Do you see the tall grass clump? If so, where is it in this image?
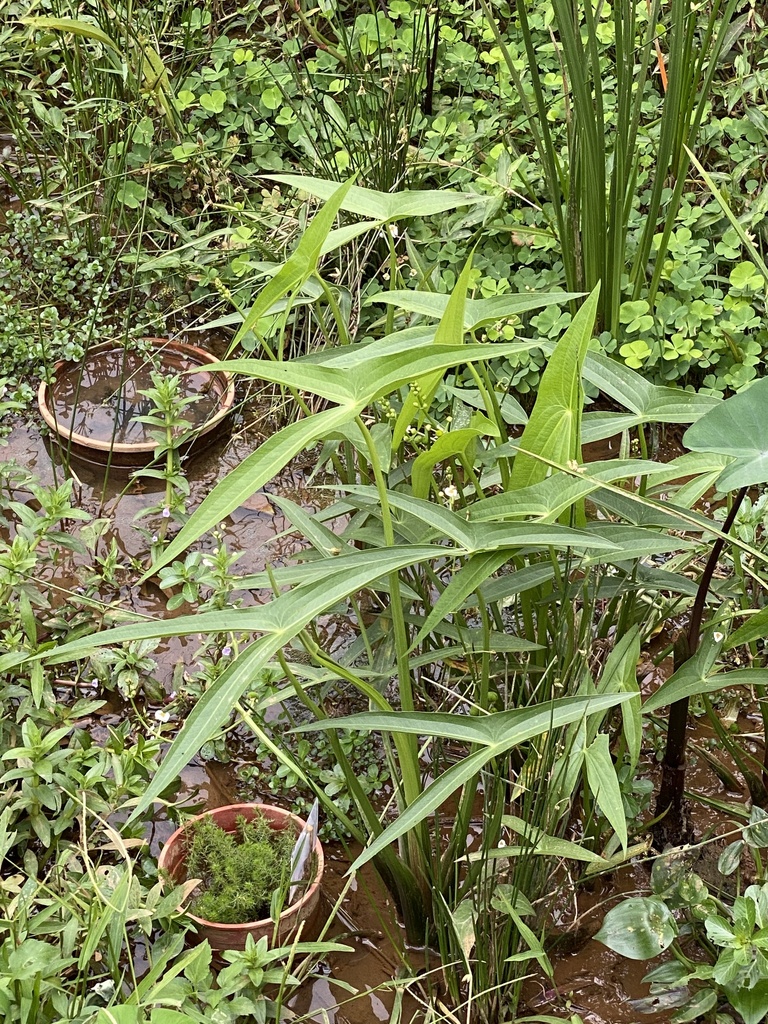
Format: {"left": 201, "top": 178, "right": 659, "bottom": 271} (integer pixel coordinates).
{"left": 481, "top": 0, "right": 739, "bottom": 335}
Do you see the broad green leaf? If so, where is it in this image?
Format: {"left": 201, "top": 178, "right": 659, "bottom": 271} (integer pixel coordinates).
{"left": 451, "top": 900, "right": 476, "bottom": 963}
{"left": 149, "top": 1012, "right": 200, "bottom": 1024}
{"left": 233, "top": 178, "right": 355, "bottom": 348}
{"left": 669, "top": 988, "right": 717, "bottom": 1023}
{"left": 725, "top": 979, "right": 768, "bottom": 1024}
{"left": 266, "top": 174, "right": 486, "bottom": 221}
{"left": 295, "top": 692, "right": 634, "bottom": 871}
{"left": 393, "top": 256, "right": 473, "bottom": 446}
{"left": 511, "top": 286, "right": 599, "bottom": 490}
{"left": 594, "top": 897, "right": 677, "bottom": 959}
{"left": 684, "top": 376, "right": 768, "bottom": 491}
{"left": 371, "top": 289, "right": 582, "bottom": 331}
{"left": 718, "top": 840, "right": 745, "bottom": 876}
{"left": 95, "top": 1009, "right": 141, "bottom": 1024}
{"left": 583, "top": 733, "right": 627, "bottom": 851}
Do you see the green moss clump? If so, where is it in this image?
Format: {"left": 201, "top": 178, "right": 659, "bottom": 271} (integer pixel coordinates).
{"left": 185, "top": 813, "right": 296, "bottom": 925}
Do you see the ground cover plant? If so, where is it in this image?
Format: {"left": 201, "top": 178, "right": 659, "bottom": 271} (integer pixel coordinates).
{"left": 4, "top": 0, "right": 768, "bottom": 1022}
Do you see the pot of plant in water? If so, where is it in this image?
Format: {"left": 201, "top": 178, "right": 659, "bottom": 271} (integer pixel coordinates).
{"left": 158, "top": 802, "right": 324, "bottom": 953}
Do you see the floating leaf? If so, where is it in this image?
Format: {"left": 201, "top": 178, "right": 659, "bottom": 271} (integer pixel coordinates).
{"left": 594, "top": 897, "right": 677, "bottom": 960}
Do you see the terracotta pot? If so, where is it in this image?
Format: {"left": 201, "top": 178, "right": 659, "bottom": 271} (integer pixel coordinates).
{"left": 37, "top": 338, "right": 235, "bottom": 471}
{"left": 158, "top": 803, "right": 324, "bottom": 953}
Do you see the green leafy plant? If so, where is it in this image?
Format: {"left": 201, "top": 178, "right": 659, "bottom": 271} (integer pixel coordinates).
{"left": 132, "top": 370, "right": 202, "bottom": 559}
{"left": 184, "top": 813, "right": 296, "bottom": 925}
{"left": 38, "top": 179, "right": 768, "bottom": 1022}
{"left": 596, "top": 836, "right": 768, "bottom": 1024}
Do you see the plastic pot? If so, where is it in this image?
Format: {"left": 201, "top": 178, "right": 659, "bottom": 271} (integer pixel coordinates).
{"left": 158, "top": 802, "right": 324, "bottom": 953}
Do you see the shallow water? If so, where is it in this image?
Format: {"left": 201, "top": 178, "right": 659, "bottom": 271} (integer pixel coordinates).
{"left": 47, "top": 346, "right": 225, "bottom": 444}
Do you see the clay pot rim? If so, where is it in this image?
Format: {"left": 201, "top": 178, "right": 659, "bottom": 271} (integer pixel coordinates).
{"left": 158, "top": 802, "right": 325, "bottom": 932}
{"left": 37, "top": 338, "right": 236, "bottom": 456}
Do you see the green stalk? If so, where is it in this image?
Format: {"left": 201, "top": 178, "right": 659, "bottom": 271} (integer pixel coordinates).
{"left": 315, "top": 273, "right": 352, "bottom": 346}
{"left": 354, "top": 416, "right": 429, "bottom": 890}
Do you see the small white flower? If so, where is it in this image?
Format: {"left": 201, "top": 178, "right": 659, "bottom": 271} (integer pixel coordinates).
{"left": 498, "top": 840, "right": 506, "bottom": 848}
{"left": 221, "top": 645, "right": 232, "bottom": 657}
{"left": 442, "top": 484, "right": 459, "bottom": 501}
{"left": 154, "top": 709, "right": 171, "bottom": 724}
{"left": 169, "top": 691, "right": 177, "bottom": 700}
{"left": 151, "top": 534, "right": 159, "bottom": 543}
{"left": 162, "top": 507, "right": 171, "bottom": 518}
{"left": 714, "top": 631, "right": 724, "bottom": 643}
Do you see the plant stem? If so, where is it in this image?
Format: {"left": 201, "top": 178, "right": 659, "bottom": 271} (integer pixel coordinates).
{"left": 654, "top": 486, "right": 748, "bottom": 841}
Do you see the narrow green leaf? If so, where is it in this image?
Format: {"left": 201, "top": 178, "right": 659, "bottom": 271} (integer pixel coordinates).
{"left": 409, "top": 551, "right": 513, "bottom": 652}
{"left": 372, "top": 289, "right": 582, "bottom": 331}
{"left": 501, "top": 815, "right": 608, "bottom": 865}
{"left": 21, "top": 16, "right": 118, "bottom": 51}
{"left": 266, "top": 174, "right": 486, "bottom": 221}
{"left": 393, "top": 256, "right": 473, "bottom": 446}
{"left": 411, "top": 428, "right": 481, "bottom": 499}
{"left": 644, "top": 667, "right": 768, "bottom": 715}
{"left": 142, "top": 403, "right": 359, "bottom": 580}
{"left": 583, "top": 733, "right": 627, "bottom": 851}
{"left": 727, "top": 608, "right": 768, "bottom": 650}
{"left": 511, "top": 286, "right": 599, "bottom": 489}
{"left": 296, "top": 693, "right": 634, "bottom": 871}
{"left": 234, "top": 178, "right": 355, "bottom": 347}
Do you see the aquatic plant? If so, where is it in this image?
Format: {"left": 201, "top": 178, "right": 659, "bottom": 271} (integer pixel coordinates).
{"left": 43, "top": 181, "right": 768, "bottom": 1021}
{"left": 183, "top": 812, "right": 296, "bottom": 925}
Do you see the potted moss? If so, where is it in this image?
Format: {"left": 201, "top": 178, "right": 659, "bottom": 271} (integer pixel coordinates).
{"left": 158, "top": 803, "right": 324, "bottom": 952}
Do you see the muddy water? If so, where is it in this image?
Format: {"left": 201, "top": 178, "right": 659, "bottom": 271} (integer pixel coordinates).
{"left": 48, "top": 346, "right": 225, "bottom": 444}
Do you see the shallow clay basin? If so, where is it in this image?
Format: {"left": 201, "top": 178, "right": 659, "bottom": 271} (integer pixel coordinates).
{"left": 38, "top": 338, "right": 235, "bottom": 471}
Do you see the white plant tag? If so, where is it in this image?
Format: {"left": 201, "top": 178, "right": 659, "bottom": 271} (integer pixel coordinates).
{"left": 288, "top": 800, "right": 319, "bottom": 904}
